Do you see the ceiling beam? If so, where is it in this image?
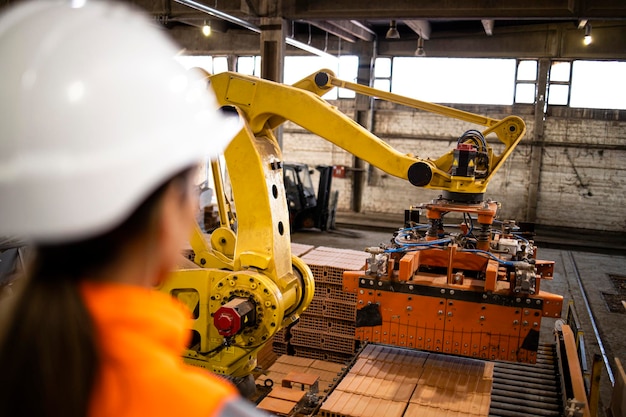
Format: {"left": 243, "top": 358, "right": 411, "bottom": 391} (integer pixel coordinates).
{"left": 303, "top": 20, "right": 357, "bottom": 43}
{"left": 403, "top": 19, "right": 431, "bottom": 40}
{"left": 281, "top": 0, "right": 626, "bottom": 19}
{"left": 481, "top": 19, "right": 494, "bottom": 36}
{"left": 173, "top": 0, "right": 336, "bottom": 58}
{"left": 166, "top": 20, "right": 626, "bottom": 61}
{"left": 377, "top": 22, "right": 626, "bottom": 60}
{"left": 326, "top": 20, "right": 375, "bottom": 41}
{"left": 296, "top": 19, "right": 375, "bottom": 44}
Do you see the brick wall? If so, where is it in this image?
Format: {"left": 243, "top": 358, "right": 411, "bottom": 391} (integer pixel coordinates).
{"left": 538, "top": 110, "right": 626, "bottom": 231}
{"left": 282, "top": 101, "right": 626, "bottom": 232}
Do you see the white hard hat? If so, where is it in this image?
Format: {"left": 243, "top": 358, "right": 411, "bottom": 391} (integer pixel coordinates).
{"left": 0, "top": 0, "right": 242, "bottom": 243}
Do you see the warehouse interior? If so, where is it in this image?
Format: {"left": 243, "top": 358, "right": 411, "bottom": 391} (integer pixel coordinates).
{"left": 0, "top": 1, "right": 625, "bottom": 417}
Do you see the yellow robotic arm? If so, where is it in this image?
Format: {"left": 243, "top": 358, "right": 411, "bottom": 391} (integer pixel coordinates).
{"left": 160, "top": 69, "right": 526, "bottom": 380}
{"left": 210, "top": 69, "right": 525, "bottom": 202}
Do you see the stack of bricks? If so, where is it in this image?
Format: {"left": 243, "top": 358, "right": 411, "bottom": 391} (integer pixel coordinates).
{"left": 290, "top": 243, "right": 316, "bottom": 258}
{"left": 269, "top": 243, "right": 315, "bottom": 360}
{"left": 256, "top": 339, "right": 278, "bottom": 371}
{"left": 319, "top": 344, "right": 493, "bottom": 417}
{"left": 255, "top": 355, "right": 345, "bottom": 399}
{"left": 405, "top": 354, "right": 493, "bottom": 417}
{"left": 271, "top": 327, "right": 289, "bottom": 356}
{"left": 280, "top": 246, "right": 369, "bottom": 364}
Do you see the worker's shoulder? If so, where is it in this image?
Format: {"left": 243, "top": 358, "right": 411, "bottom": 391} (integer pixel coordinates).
{"left": 143, "top": 367, "right": 270, "bottom": 417}
{"left": 147, "top": 361, "right": 237, "bottom": 397}
{"left": 122, "top": 365, "right": 238, "bottom": 416}
{"left": 220, "top": 397, "right": 271, "bottom": 417}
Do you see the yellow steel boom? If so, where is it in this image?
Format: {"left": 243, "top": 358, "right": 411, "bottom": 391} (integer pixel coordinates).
{"left": 159, "top": 69, "right": 526, "bottom": 378}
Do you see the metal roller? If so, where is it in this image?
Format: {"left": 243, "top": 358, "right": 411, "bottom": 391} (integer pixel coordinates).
{"left": 494, "top": 366, "right": 558, "bottom": 381}
{"left": 490, "top": 390, "right": 561, "bottom": 410}
{"left": 490, "top": 344, "right": 563, "bottom": 417}
{"left": 494, "top": 367, "right": 557, "bottom": 382}
{"left": 492, "top": 383, "right": 560, "bottom": 399}
{"left": 495, "top": 361, "right": 556, "bottom": 376}
{"left": 490, "top": 401, "right": 561, "bottom": 417}
{"left": 492, "top": 374, "right": 558, "bottom": 391}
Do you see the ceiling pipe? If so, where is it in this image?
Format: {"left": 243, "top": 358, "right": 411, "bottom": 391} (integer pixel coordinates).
{"left": 174, "top": 0, "right": 337, "bottom": 59}
{"left": 304, "top": 20, "right": 358, "bottom": 43}
{"left": 481, "top": 19, "right": 494, "bottom": 36}
{"left": 350, "top": 20, "right": 377, "bottom": 37}
{"left": 403, "top": 19, "right": 430, "bottom": 40}
{"left": 175, "top": 0, "right": 259, "bottom": 33}
{"left": 287, "top": 37, "right": 336, "bottom": 60}
{"left": 287, "top": 38, "right": 337, "bottom": 59}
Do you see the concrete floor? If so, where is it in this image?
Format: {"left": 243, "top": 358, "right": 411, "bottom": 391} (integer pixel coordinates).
{"left": 291, "top": 220, "right": 626, "bottom": 417}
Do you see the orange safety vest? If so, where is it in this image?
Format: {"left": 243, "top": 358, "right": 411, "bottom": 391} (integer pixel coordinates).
{"left": 81, "top": 282, "right": 239, "bottom": 417}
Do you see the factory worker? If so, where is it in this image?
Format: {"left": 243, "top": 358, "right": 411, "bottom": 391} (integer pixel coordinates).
{"left": 0, "top": 1, "right": 263, "bottom": 416}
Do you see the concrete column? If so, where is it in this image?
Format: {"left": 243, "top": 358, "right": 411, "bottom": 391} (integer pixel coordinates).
{"left": 525, "top": 58, "right": 550, "bottom": 223}
{"left": 226, "top": 54, "right": 237, "bottom": 72}
{"left": 351, "top": 41, "right": 376, "bottom": 213}
{"left": 259, "top": 17, "right": 285, "bottom": 83}
{"left": 259, "top": 17, "right": 286, "bottom": 147}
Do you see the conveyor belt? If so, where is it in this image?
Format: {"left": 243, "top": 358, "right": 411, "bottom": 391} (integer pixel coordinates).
{"left": 310, "top": 342, "right": 566, "bottom": 417}
{"left": 490, "top": 343, "right": 563, "bottom": 417}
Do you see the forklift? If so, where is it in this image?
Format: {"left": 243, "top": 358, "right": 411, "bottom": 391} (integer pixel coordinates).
{"left": 283, "top": 163, "right": 335, "bottom": 232}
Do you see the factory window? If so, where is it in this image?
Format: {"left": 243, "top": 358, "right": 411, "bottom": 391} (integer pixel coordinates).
{"left": 374, "top": 57, "right": 392, "bottom": 92}
{"left": 570, "top": 61, "right": 626, "bottom": 110}
{"left": 212, "top": 56, "right": 229, "bottom": 73}
{"left": 336, "top": 55, "right": 358, "bottom": 99}
{"left": 175, "top": 55, "right": 230, "bottom": 74}
{"left": 547, "top": 61, "right": 571, "bottom": 106}
{"left": 175, "top": 55, "right": 213, "bottom": 72}
{"left": 237, "top": 56, "right": 261, "bottom": 76}
{"left": 514, "top": 60, "right": 537, "bottom": 104}
{"left": 391, "top": 57, "right": 516, "bottom": 105}
{"left": 284, "top": 55, "right": 358, "bottom": 99}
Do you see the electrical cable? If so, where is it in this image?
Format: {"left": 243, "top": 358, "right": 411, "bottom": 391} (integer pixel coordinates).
{"left": 463, "top": 212, "right": 475, "bottom": 237}
{"left": 394, "top": 236, "right": 452, "bottom": 246}
{"left": 513, "top": 233, "right": 530, "bottom": 244}
{"left": 457, "top": 129, "right": 487, "bottom": 151}
{"left": 200, "top": 337, "right": 234, "bottom": 357}
{"left": 385, "top": 245, "right": 446, "bottom": 254}
{"left": 386, "top": 236, "right": 452, "bottom": 253}
{"left": 459, "top": 248, "right": 518, "bottom": 266}
{"left": 397, "top": 225, "right": 429, "bottom": 233}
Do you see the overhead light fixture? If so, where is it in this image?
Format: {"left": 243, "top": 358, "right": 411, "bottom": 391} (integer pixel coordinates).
{"left": 177, "top": 0, "right": 335, "bottom": 59}
{"left": 386, "top": 20, "right": 400, "bottom": 39}
{"left": 415, "top": 36, "right": 425, "bottom": 57}
{"left": 583, "top": 23, "right": 592, "bottom": 46}
{"left": 202, "top": 20, "right": 211, "bottom": 37}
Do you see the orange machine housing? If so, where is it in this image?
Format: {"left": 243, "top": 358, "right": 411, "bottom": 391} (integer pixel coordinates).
{"left": 343, "top": 202, "right": 563, "bottom": 364}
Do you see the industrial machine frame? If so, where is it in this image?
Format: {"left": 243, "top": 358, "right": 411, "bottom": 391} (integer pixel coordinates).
{"left": 158, "top": 69, "right": 573, "bottom": 410}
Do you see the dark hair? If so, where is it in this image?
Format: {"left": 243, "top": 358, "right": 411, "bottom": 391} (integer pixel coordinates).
{"left": 0, "top": 168, "right": 194, "bottom": 417}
